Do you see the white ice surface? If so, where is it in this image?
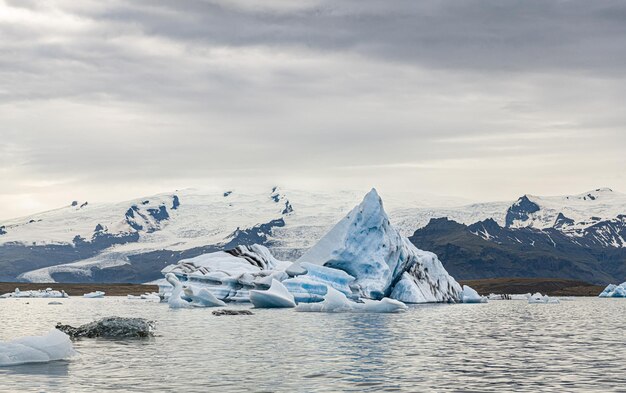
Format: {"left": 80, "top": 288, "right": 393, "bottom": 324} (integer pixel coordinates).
{"left": 249, "top": 279, "right": 296, "bottom": 308}
{"left": 161, "top": 245, "right": 291, "bottom": 302}
{"left": 0, "top": 330, "right": 77, "bottom": 367}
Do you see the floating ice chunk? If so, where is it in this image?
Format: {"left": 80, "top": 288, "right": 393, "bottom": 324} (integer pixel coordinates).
{"left": 83, "top": 291, "right": 105, "bottom": 298}
{"left": 167, "top": 273, "right": 226, "bottom": 308}
{"left": 1, "top": 288, "right": 68, "bottom": 298}
{"left": 296, "top": 287, "right": 407, "bottom": 313}
{"left": 183, "top": 286, "right": 226, "bottom": 307}
{"left": 360, "top": 297, "right": 409, "bottom": 313}
{"left": 249, "top": 279, "right": 296, "bottom": 308}
{"left": 295, "top": 287, "right": 354, "bottom": 313}
{"left": 0, "top": 330, "right": 76, "bottom": 366}
{"left": 282, "top": 263, "right": 357, "bottom": 303}
{"left": 599, "top": 282, "right": 626, "bottom": 297}
{"left": 528, "top": 292, "right": 560, "bottom": 304}
{"left": 461, "top": 285, "right": 487, "bottom": 303}
{"left": 140, "top": 293, "right": 161, "bottom": 302}
{"left": 166, "top": 273, "right": 193, "bottom": 309}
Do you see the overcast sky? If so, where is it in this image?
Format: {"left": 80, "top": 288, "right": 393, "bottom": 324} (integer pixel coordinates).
{"left": 1, "top": 0, "right": 625, "bottom": 219}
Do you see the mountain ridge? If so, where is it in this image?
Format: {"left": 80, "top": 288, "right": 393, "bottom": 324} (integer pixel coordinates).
{"left": 0, "top": 186, "right": 624, "bottom": 284}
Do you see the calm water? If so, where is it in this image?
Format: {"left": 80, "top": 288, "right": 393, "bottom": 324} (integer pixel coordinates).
{"left": 1, "top": 297, "right": 624, "bottom": 392}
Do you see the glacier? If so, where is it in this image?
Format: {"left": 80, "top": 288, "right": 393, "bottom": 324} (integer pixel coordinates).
{"left": 290, "top": 189, "right": 461, "bottom": 303}
{"left": 249, "top": 279, "right": 296, "bottom": 308}
{"left": 599, "top": 282, "right": 626, "bottom": 297}
{"left": 0, "top": 330, "right": 76, "bottom": 367}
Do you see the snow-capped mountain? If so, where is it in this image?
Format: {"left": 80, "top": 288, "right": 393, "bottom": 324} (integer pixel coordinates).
{"left": 1, "top": 186, "right": 624, "bottom": 284}
{"left": 502, "top": 188, "right": 626, "bottom": 248}
{"left": 0, "top": 187, "right": 468, "bottom": 283}
{"left": 410, "top": 188, "right": 626, "bottom": 284}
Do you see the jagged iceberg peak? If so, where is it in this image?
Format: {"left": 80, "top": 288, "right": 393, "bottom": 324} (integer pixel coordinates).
{"left": 296, "top": 188, "right": 461, "bottom": 302}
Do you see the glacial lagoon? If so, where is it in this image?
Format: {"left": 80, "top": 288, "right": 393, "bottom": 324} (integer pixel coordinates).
{"left": 1, "top": 297, "right": 625, "bottom": 392}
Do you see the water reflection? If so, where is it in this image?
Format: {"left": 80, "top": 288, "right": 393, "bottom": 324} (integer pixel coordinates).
{"left": 2, "top": 360, "right": 70, "bottom": 377}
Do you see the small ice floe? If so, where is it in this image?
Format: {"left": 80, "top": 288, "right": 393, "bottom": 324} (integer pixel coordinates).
{"left": 56, "top": 317, "right": 155, "bottom": 338}
{"left": 0, "top": 330, "right": 76, "bottom": 367}
{"left": 83, "top": 291, "right": 105, "bottom": 298}
{"left": 528, "top": 292, "right": 560, "bottom": 304}
{"left": 599, "top": 282, "right": 626, "bottom": 298}
{"left": 296, "top": 287, "right": 408, "bottom": 313}
{"left": 249, "top": 279, "right": 296, "bottom": 308}
{"left": 140, "top": 292, "right": 161, "bottom": 301}
{"left": 127, "top": 292, "right": 164, "bottom": 301}
{"left": 0, "top": 288, "right": 68, "bottom": 299}
{"left": 489, "top": 293, "right": 532, "bottom": 300}
{"left": 212, "top": 309, "right": 254, "bottom": 316}
{"left": 165, "top": 273, "right": 225, "bottom": 308}
{"left": 461, "top": 285, "right": 487, "bottom": 303}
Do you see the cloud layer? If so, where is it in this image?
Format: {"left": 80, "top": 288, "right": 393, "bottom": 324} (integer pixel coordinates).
{"left": 1, "top": 0, "right": 625, "bottom": 218}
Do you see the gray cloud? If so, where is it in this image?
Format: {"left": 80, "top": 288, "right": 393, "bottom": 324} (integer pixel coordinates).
{"left": 0, "top": 0, "right": 625, "bottom": 219}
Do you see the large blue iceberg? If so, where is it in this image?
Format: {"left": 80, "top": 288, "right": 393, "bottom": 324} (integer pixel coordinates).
{"left": 289, "top": 189, "right": 461, "bottom": 303}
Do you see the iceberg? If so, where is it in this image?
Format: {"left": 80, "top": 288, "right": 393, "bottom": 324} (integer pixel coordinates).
{"left": 83, "top": 291, "right": 105, "bottom": 298}
{"left": 296, "top": 287, "right": 408, "bottom": 313}
{"left": 249, "top": 279, "right": 296, "bottom": 308}
{"left": 290, "top": 189, "right": 461, "bottom": 303}
{"left": 528, "top": 292, "right": 560, "bottom": 304}
{"left": 0, "top": 330, "right": 76, "bottom": 367}
{"left": 460, "top": 285, "right": 487, "bottom": 303}
{"left": 599, "top": 282, "right": 626, "bottom": 297}
{"left": 161, "top": 244, "right": 292, "bottom": 302}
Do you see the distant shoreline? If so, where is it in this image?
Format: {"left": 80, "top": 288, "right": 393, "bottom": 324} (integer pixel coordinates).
{"left": 1, "top": 277, "right": 605, "bottom": 298}
{"left": 0, "top": 282, "right": 159, "bottom": 297}
{"left": 460, "top": 278, "right": 604, "bottom": 297}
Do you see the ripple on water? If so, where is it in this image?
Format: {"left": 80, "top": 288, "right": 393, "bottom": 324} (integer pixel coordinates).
{"left": 0, "top": 297, "right": 625, "bottom": 392}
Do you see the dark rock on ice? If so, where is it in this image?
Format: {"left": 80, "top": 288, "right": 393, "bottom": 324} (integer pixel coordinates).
{"left": 56, "top": 317, "right": 155, "bottom": 338}
{"left": 212, "top": 309, "right": 254, "bottom": 316}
